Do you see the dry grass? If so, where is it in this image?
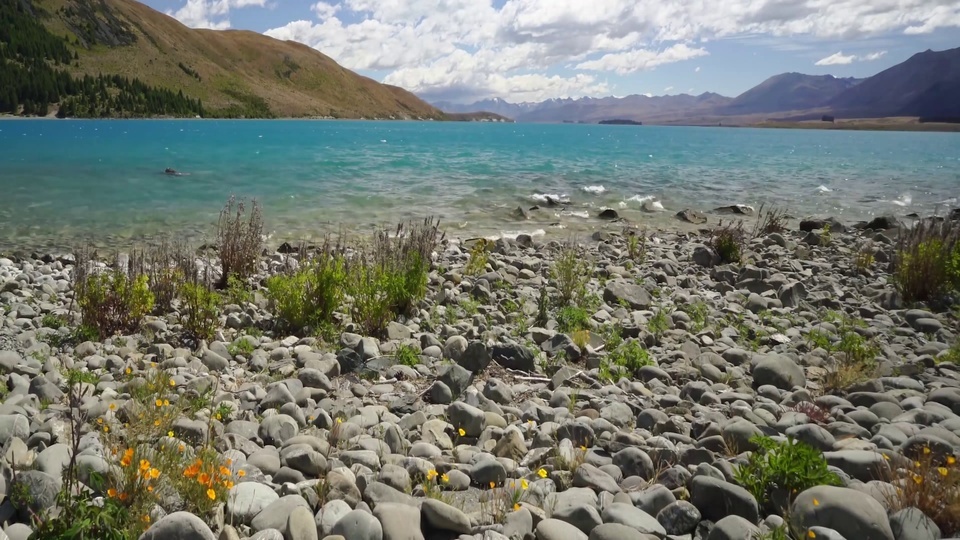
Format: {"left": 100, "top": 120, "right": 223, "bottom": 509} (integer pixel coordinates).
{"left": 894, "top": 219, "right": 960, "bottom": 306}
{"left": 884, "top": 447, "right": 960, "bottom": 536}
{"left": 216, "top": 196, "right": 263, "bottom": 288}
{"left": 751, "top": 205, "right": 789, "bottom": 237}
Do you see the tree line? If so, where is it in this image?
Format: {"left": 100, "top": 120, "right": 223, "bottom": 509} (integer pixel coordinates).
{"left": 0, "top": 1, "right": 203, "bottom": 118}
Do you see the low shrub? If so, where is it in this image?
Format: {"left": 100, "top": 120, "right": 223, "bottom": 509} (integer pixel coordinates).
{"left": 751, "top": 205, "right": 788, "bottom": 236}
{"left": 74, "top": 259, "right": 154, "bottom": 339}
{"left": 395, "top": 344, "right": 421, "bottom": 367}
{"left": 464, "top": 239, "right": 491, "bottom": 276}
{"left": 710, "top": 220, "right": 747, "bottom": 264}
{"left": 225, "top": 275, "right": 254, "bottom": 306}
{"left": 556, "top": 306, "right": 590, "bottom": 334}
{"left": 607, "top": 339, "right": 654, "bottom": 374}
{"left": 552, "top": 242, "right": 592, "bottom": 307}
{"left": 216, "top": 196, "right": 263, "bottom": 288}
{"left": 810, "top": 314, "right": 880, "bottom": 392}
{"left": 894, "top": 219, "right": 960, "bottom": 305}
{"left": 734, "top": 435, "right": 841, "bottom": 513}
{"left": 884, "top": 445, "right": 960, "bottom": 535}
{"left": 40, "top": 314, "right": 67, "bottom": 329}
{"left": 625, "top": 229, "right": 647, "bottom": 263}
{"left": 680, "top": 301, "right": 709, "bottom": 332}
{"left": 266, "top": 245, "right": 347, "bottom": 333}
{"left": 179, "top": 282, "right": 221, "bottom": 341}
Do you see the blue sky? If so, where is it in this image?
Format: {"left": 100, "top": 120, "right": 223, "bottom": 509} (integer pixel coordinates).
{"left": 143, "top": 0, "right": 960, "bottom": 104}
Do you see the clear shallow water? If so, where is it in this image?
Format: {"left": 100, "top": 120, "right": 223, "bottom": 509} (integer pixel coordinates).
{"left": 0, "top": 119, "right": 958, "bottom": 252}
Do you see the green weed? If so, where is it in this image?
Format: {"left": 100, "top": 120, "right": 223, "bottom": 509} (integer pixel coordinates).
{"left": 179, "top": 283, "right": 221, "bottom": 342}
{"left": 734, "top": 435, "right": 841, "bottom": 513}
{"left": 395, "top": 344, "right": 421, "bottom": 367}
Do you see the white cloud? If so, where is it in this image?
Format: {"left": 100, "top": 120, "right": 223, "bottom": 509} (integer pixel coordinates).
{"left": 815, "top": 49, "right": 888, "bottom": 65}
{"left": 695, "top": 66, "right": 701, "bottom": 72}
{"left": 167, "top": 0, "right": 267, "bottom": 29}
{"left": 664, "top": 86, "right": 674, "bottom": 92}
{"left": 162, "top": 0, "right": 960, "bottom": 101}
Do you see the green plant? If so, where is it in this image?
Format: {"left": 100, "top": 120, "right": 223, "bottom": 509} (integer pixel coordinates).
{"left": 626, "top": 230, "right": 647, "bottom": 263}
{"left": 535, "top": 286, "right": 549, "bottom": 327}
{"left": 216, "top": 196, "right": 264, "bottom": 288}
{"left": 941, "top": 341, "right": 960, "bottom": 364}
{"left": 225, "top": 275, "right": 254, "bottom": 306}
{"left": 75, "top": 265, "right": 154, "bottom": 339}
{"left": 734, "top": 435, "right": 841, "bottom": 513}
{"left": 607, "top": 339, "right": 654, "bottom": 374}
{"left": 266, "top": 246, "right": 347, "bottom": 333}
{"left": 894, "top": 219, "right": 960, "bottom": 305}
{"left": 710, "top": 220, "right": 746, "bottom": 264}
{"left": 395, "top": 344, "right": 421, "bottom": 367}
{"left": 810, "top": 313, "right": 880, "bottom": 392}
{"left": 460, "top": 298, "right": 481, "bottom": 317}
{"left": 179, "top": 283, "right": 221, "bottom": 341}
{"left": 464, "top": 239, "right": 491, "bottom": 276}
{"left": 854, "top": 247, "right": 875, "bottom": 274}
{"left": 41, "top": 313, "right": 67, "bottom": 329}
{"left": 681, "top": 301, "right": 709, "bottom": 333}
{"left": 228, "top": 338, "right": 256, "bottom": 357}
{"left": 883, "top": 444, "right": 960, "bottom": 535}
{"left": 556, "top": 306, "right": 590, "bottom": 334}
{"left": 753, "top": 525, "right": 792, "bottom": 540}
{"left": 552, "top": 242, "right": 592, "bottom": 307}
{"left": 648, "top": 305, "right": 670, "bottom": 336}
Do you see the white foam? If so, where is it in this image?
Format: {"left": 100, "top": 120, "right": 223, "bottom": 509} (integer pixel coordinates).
{"left": 627, "top": 194, "right": 656, "bottom": 204}
{"left": 816, "top": 185, "right": 832, "bottom": 193}
{"left": 618, "top": 201, "right": 628, "bottom": 209}
{"left": 531, "top": 193, "right": 569, "bottom": 204}
{"left": 581, "top": 185, "right": 606, "bottom": 194}
{"left": 563, "top": 210, "right": 590, "bottom": 219}
{"left": 487, "top": 229, "right": 547, "bottom": 241}
{"left": 884, "top": 194, "right": 912, "bottom": 207}
{"left": 643, "top": 200, "right": 665, "bottom": 212}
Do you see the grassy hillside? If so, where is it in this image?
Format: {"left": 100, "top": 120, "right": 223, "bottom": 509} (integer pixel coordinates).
{"left": 26, "top": 0, "right": 444, "bottom": 119}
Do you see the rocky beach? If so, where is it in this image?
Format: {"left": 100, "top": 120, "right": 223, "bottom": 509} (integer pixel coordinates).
{"left": 0, "top": 208, "right": 959, "bottom": 540}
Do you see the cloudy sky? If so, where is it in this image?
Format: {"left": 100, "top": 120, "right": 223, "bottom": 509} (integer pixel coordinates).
{"left": 143, "top": 0, "right": 959, "bottom": 104}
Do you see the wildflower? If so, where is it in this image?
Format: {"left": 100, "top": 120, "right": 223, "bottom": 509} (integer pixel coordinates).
{"left": 237, "top": 470, "right": 246, "bottom": 478}
{"left": 812, "top": 498, "right": 820, "bottom": 507}
{"left": 163, "top": 399, "right": 169, "bottom": 406}
{"left": 441, "top": 474, "right": 449, "bottom": 483}
{"left": 226, "top": 459, "right": 233, "bottom": 466}
{"left": 126, "top": 367, "right": 132, "bottom": 375}
{"left": 924, "top": 446, "right": 931, "bottom": 455}
{"left": 580, "top": 445, "right": 586, "bottom": 452}
{"left": 882, "top": 454, "right": 889, "bottom": 461}
{"left": 537, "top": 468, "right": 547, "bottom": 479}
{"left": 913, "top": 474, "right": 923, "bottom": 484}
{"left": 938, "top": 467, "right": 949, "bottom": 477}
{"left": 121, "top": 448, "right": 134, "bottom": 467}
{"left": 219, "top": 466, "right": 231, "bottom": 477}
{"left": 142, "top": 515, "right": 150, "bottom": 524}
{"left": 103, "top": 426, "right": 109, "bottom": 433}
{"left": 949, "top": 456, "right": 957, "bottom": 466}
{"left": 178, "top": 444, "right": 186, "bottom": 452}
{"left": 513, "top": 503, "right": 520, "bottom": 511}
{"left": 119, "top": 492, "right": 129, "bottom": 502}
{"left": 216, "top": 413, "right": 222, "bottom": 421}
{"left": 147, "top": 485, "right": 154, "bottom": 492}
{"left": 223, "top": 480, "right": 234, "bottom": 490}
{"left": 458, "top": 428, "right": 466, "bottom": 437}
{"left": 154, "top": 420, "right": 160, "bottom": 427}
{"left": 155, "top": 399, "right": 163, "bottom": 407}
{"left": 140, "top": 459, "right": 151, "bottom": 471}
{"left": 97, "top": 417, "right": 103, "bottom": 424}
{"left": 427, "top": 470, "right": 438, "bottom": 481}
{"left": 109, "top": 403, "right": 116, "bottom": 411}
{"left": 915, "top": 461, "right": 922, "bottom": 468}
{"left": 808, "top": 531, "right": 816, "bottom": 539}
{"left": 489, "top": 481, "right": 496, "bottom": 489}
{"left": 520, "top": 479, "right": 529, "bottom": 490}
{"left": 184, "top": 464, "right": 200, "bottom": 478}
{"left": 107, "top": 488, "right": 117, "bottom": 498}
{"left": 149, "top": 468, "right": 160, "bottom": 479}
{"left": 168, "top": 431, "right": 174, "bottom": 438}
{"left": 336, "top": 417, "right": 343, "bottom": 424}
{"left": 198, "top": 472, "right": 211, "bottom": 486}
{"left": 169, "top": 378, "right": 176, "bottom": 387}
{"left": 206, "top": 488, "right": 216, "bottom": 500}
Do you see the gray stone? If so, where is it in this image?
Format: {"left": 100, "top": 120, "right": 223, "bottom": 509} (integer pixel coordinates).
{"left": 752, "top": 354, "right": 805, "bottom": 390}
{"left": 421, "top": 498, "right": 471, "bottom": 534}
{"left": 428, "top": 381, "right": 453, "bottom": 404}
{"left": 491, "top": 343, "right": 536, "bottom": 372}
{"left": 492, "top": 429, "right": 528, "bottom": 461}
{"left": 228, "top": 482, "right": 280, "bottom": 525}
{"left": 690, "top": 475, "right": 759, "bottom": 524}
{"left": 778, "top": 281, "right": 808, "bottom": 308}
{"left": 707, "top": 515, "right": 760, "bottom": 540}
{"left": 437, "top": 364, "right": 472, "bottom": 399}
{"left": 286, "top": 506, "right": 319, "bottom": 540}
{"left": 692, "top": 246, "right": 720, "bottom": 268}
{"left": 374, "top": 502, "right": 424, "bottom": 540}
{"left": 573, "top": 463, "right": 621, "bottom": 494}
{"left": 0, "top": 415, "right": 29, "bottom": 448}
{"left": 790, "top": 486, "right": 894, "bottom": 540}
{"left": 536, "top": 519, "right": 589, "bottom": 540}
{"left": 141, "top": 512, "right": 217, "bottom": 540}
{"left": 444, "top": 336, "right": 469, "bottom": 361}
{"left": 483, "top": 378, "right": 515, "bottom": 404}
{"left": 11, "top": 470, "right": 60, "bottom": 519}
{"left": 259, "top": 415, "right": 300, "bottom": 446}
{"left": 888, "top": 507, "right": 940, "bottom": 540}
{"left": 457, "top": 341, "right": 492, "bottom": 373}
{"left": 330, "top": 509, "right": 384, "bottom": 540}
{"left": 447, "top": 401, "right": 485, "bottom": 437}
{"left": 201, "top": 349, "right": 230, "bottom": 371}
{"left": 603, "top": 280, "right": 651, "bottom": 310}
{"left": 588, "top": 523, "right": 648, "bottom": 540}
{"left": 470, "top": 459, "right": 507, "bottom": 487}
{"left": 252, "top": 495, "right": 312, "bottom": 534}
{"left": 600, "top": 503, "right": 664, "bottom": 535}
{"left": 656, "top": 500, "right": 701, "bottom": 535}
{"left": 612, "top": 447, "right": 654, "bottom": 479}
{"left": 317, "top": 499, "right": 353, "bottom": 537}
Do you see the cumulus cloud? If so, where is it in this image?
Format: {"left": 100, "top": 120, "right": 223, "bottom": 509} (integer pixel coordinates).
{"left": 815, "top": 50, "right": 888, "bottom": 65}
{"left": 167, "top": 0, "right": 267, "bottom": 29}
{"left": 161, "top": 0, "right": 960, "bottom": 101}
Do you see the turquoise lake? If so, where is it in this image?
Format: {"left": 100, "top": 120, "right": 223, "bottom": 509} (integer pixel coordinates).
{"left": 0, "top": 120, "right": 957, "bottom": 252}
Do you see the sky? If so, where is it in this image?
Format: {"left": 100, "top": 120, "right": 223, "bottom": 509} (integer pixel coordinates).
{"left": 142, "top": 0, "right": 960, "bottom": 104}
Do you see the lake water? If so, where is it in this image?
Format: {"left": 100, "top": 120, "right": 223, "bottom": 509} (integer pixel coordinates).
{"left": 0, "top": 119, "right": 957, "bottom": 252}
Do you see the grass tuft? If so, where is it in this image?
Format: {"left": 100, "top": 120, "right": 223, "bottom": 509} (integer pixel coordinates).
{"left": 216, "top": 196, "right": 263, "bottom": 288}
{"left": 709, "top": 220, "right": 747, "bottom": 264}
{"left": 894, "top": 219, "right": 960, "bottom": 306}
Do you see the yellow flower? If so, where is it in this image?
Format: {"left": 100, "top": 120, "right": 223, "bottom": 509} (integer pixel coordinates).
{"left": 924, "top": 446, "right": 931, "bottom": 455}
{"left": 913, "top": 474, "right": 923, "bottom": 485}
{"left": 97, "top": 417, "right": 103, "bottom": 424}
{"left": 103, "top": 426, "right": 109, "bottom": 433}
{"left": 147, "top": 485, "right": 154, "bottom": 492}
{"left": 812, "top": 498, "right": 820, "bottom": 507}
{"left": 537, "top": 468, "right": 547, "bottom": 479}
{"left": 520, "top": 479, "right": 529, "bottom": 490}
{"left": 220, "top": 466, "right": 231, "bottom": 477}
{"left": 107, "top": 488, "right": 117, "bottom": 498}
{"left": 949, "top": 456, "right": 957, "bottom": 466}
{"left": 580, "top": 445, "right": 586, "bottom": 451}
{"left": 427, "top": 470, "right": 438, "bottom": 481}
{"left": 336, "top": 417, "right": 343, "bottom": 424}
{"left": 139, "top": 459, "right": 151, "bottom": 472}
{"left": 207, "top": 488, "right": 216, "bottom": 500}
{"left": 458, "top": 428, "right": 466, "bottom": 437}
{"left": 169, "top": 378, "right": 176, "bottom": 387}
{"left": 178, "top": 444, "right": 186, "bottom": 452}
{"left": 237, "top": 470, "right": 246, "bottom": 478}
{"left": 109, "top": 403, "right": 116, "bottom": 411}
{"left": 168, "top": 431, "right": 174, "bottom": 438}
{"left": 149, "top": 468, "right": 160, "bottom": 479}
{"left": 142, "top": 514, "right": 150, "bottom": 524}
{"left": 154, "top": 420, "right": 160, "bottom": 427}
{"left": 513, "top": 503, "right": 520, "bottom": 511}
{"left": 224, "top": 480, "right": 235, "bottom": 490}
{"left": 163, "top": 399, "right": 170, "bottom": 407}
{"left": 489, "top": 481, "right": 496, "bottom": 489}
{"left": 155, "top": 399, "right": 163, "bottom": 407}
{"left": 808, "top": 531, "right": 816, "bottom": 539}
{"left": 441, "top": 474, "right": 449, "bottom": 483}
{"left": 938, "top": 467, "right": 949, "bottom": 477}
{"left": 125, "top": 367, "right": 132, "bottom": 375}
{"left": 915, "top": 461, "right": 922, "bottom": 468}
{"left": 198, "top": 472, "right": 211, "bottom": 486}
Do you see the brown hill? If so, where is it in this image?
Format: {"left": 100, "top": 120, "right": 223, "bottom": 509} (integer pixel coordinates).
{"left": 35, "top": 0, "right": 444, "bottom": 119}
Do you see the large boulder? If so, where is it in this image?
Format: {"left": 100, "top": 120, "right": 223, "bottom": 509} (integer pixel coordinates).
{"left": 603, "top": 281, "right": 651, "bottom": 310}
{"left": 790, "top": 486, "right": 894, "bottom": 540}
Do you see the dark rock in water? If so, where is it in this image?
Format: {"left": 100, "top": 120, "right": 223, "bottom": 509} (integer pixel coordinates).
{"left": 277, "top": 242, "right": 297, "bottom": 254}
{"left": 514, "top": 206, "right": 530, "bottom": 220}
{"left": 799, "top": 217, "right": 846, "bottom": 233}
{"left": 544, "top": 196, "right": 562, "bottom": 207}
{"left": 676, "top": 209, "right": 707, "bottom": 224}
{"left": 599, "top": 209, "right": 619, "bottom": 220}
{"left": 950, "top": 208, "right": 960, "bottom": 220}
{"left": 714, "top": 205, "right": 754, "bottom": 215}
{"left": 863, "top": 215, "right": 903, "bottom": 230}
{"left": 515, "top": 234, "right": 534, "bottom": 247}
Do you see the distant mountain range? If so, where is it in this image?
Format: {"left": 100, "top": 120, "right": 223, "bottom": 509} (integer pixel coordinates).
{"left": 433, "top": 47, "right": 960, "bottom": 124}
